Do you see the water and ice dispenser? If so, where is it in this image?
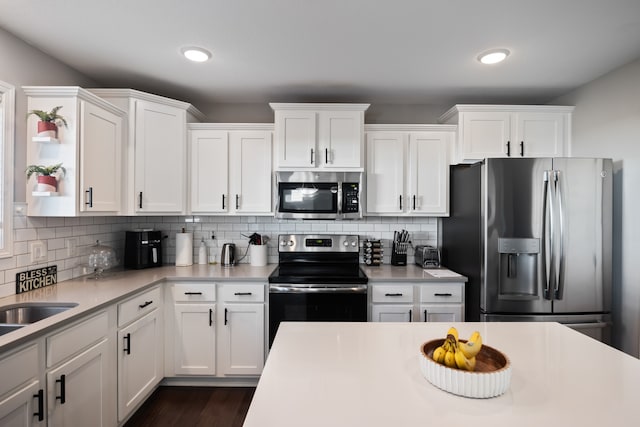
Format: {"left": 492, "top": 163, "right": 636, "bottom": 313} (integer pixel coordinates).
{"left": 497, "top": 238, "right": 541, "bottom": 299}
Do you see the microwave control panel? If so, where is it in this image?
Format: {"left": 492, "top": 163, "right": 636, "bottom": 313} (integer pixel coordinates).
{"left": 342, "top": 183, "right": 360, "bottom": 213}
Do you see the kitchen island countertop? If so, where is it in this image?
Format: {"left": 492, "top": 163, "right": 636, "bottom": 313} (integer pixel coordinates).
{"left": 244, "top": 321, "right": 640, "bottom": 427}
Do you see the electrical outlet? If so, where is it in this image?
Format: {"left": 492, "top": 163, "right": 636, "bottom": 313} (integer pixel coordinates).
{"left": 30, "top": 240, "right": 47, "bottom": 263}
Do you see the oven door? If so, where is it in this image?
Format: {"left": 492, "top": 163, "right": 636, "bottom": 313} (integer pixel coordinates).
{"left": 276, "top": 182, "right": 339, "bottom": 219}
{"left": 268, "top": 285, "right": 367, "bottom": 347}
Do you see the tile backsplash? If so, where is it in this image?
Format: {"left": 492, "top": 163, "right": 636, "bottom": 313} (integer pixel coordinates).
{"left": 0, "top": 204, "right": 437, "bottom": 298}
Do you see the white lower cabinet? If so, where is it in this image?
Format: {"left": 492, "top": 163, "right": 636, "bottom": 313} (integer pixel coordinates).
{"left": 218, "top": 284, "right": 265, "bottom": 376}
{"left": 117, "top": 286, "right": 163, "bottom": 423}
{"left": 0, "top": 343, "right": 43, "bottom": 426}
{"left": 370, "top": 282, "right": 465, "bottom": 322}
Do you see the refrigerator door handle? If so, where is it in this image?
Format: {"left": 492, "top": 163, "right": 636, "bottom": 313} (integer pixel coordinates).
{"left": 561, "top": 321, "right": 609, "bottom": 330}
{"left": 555, "top": 170, "right": 565, "bottom": 300}
{"left": 542, "top": 170, "right": 552, "bottom": 300}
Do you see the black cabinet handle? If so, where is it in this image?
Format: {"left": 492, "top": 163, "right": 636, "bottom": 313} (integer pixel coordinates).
{"left": 138, "top": 191, "right": 143, "bottom": 209}
{"left": 520, "top": 141, "right": 524, "bottom": 156}
{"left": 506, "top": 141, "right": 511, "bottom": 157}
{"left": 385, "top": 293, "right": 403, "bottom": 297}
{"left": 412, "top": 195, "right": 416, "bottom": 210}
{"left": 138, "top": 300, "right": 153, "bottom": 309}
{"left": 56, "top": 375, "right": 66, "bottom": 404}
{"left": 234, "top": 292, "right": 252, "bottom": 296}
{"left": 310, "top": 148, "right": 314, "bottom": 164}
{"left": 209, "top": 308, "right": 213, "bottom": 326}
{"left": 222, "top": 194, "right": 226, "bottom": 210}
{"left": 85, "top": 187, "right": 93, "bottom": 207}
{"left": 423, "top": 309, "right": 428, "bottom": 322}
{"left": 235, "top": 194, "right": 239, "bottom": 210}
{"left": 408, "top": 309, "right": 412, "bottom": 322}
{"left": 434, "top": 293, "right": 453, "bottom": 297}
{"left": 184, "top": 292, "right": 203, "bottom": 295}
{"left": 123, "top": 333, "right": 131, "bottom": 355}
{"left": 399, "top": 195, "right": 403, "bottom": 210}
{"left": 33, "top": 389, "right": 44, "bottom": 421}
{"left": 224, "top": 308, "right": 228, "bottom": 325}
{"left": 325, "top": 148, "right": 329, "bottom": 164}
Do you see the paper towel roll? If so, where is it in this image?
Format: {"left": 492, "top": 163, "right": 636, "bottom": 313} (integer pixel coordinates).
{"left": 175, "top": 232, "right": 193, "bottom": 266}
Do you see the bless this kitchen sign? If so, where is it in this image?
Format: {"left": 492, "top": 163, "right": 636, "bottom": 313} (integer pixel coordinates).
{"left": 16, "top": 266, "right": 57, "bottom": 294}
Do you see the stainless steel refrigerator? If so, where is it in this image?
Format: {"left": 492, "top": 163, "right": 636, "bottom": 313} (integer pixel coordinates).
{"left": 441, "top": 158, "right": 612, "bottom": 343}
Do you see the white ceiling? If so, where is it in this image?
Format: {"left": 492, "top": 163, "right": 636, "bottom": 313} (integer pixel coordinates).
{"left": 1, "top": 0, "right": 639, "bottom": 108}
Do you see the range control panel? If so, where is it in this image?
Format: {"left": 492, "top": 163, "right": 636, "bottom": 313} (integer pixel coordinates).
{"left": 278, "top": 234, "right": 359, "bottom": 253}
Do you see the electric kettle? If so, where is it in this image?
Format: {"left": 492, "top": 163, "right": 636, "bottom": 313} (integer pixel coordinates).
{"left": 220, "top": 243, "right": 236, "bottom": 267}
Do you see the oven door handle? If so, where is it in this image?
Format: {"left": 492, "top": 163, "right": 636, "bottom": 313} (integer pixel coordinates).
{"left": 269, "top": 285, "right": 368, "bottom": 293}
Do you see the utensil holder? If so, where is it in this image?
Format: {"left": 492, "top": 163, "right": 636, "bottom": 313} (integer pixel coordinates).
{"left": 391, "top": 241, "right": 408, "bottom": 266}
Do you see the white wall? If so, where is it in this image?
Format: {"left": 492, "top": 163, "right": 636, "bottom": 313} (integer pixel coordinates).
{"left": 553, "top": 57, "right": 640, "bottom": 357}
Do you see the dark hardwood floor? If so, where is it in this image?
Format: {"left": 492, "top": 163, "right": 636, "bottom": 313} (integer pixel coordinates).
{"left": 124, "top": 386, "right": 255, "bottom": 427}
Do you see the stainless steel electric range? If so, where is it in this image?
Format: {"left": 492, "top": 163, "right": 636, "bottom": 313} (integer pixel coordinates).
{"left": 268, "top": 234, "right": 369, "bottom": 347}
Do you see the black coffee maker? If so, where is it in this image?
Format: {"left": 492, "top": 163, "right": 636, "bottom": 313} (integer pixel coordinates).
{"left": 124, "top": 230, "right": 163, "bottom": 269}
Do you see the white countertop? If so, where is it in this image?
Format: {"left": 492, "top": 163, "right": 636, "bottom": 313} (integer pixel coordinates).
{"left": 363, "top": 264, "right": 467, "bottom": 282}
{"left": 244, "top": 322, "right": 640, "bottom": 427}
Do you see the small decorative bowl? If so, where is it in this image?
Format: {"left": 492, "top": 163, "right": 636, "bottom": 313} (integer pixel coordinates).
{"left": 419, "top": 339, "right": 511, "bottom": 398}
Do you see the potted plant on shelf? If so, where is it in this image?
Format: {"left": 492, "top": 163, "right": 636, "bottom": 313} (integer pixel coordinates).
{"left": 27, "top": 106, "right": 68, "bottom": 138}
{"left": 26, "top": 163, "right": 66, "bottom": 192}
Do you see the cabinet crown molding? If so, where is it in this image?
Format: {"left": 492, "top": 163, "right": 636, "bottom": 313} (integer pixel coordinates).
{"left": 269, "top": 103, "right": 370, "bottom": 111}
{"left": 438, "top": 104, "right": 575, "bottom": 123}
{"left": 364, "top": 124, "right": 457, "bottom": 132}
{"left": 22, "top": 86, "right": 126, "bottom": 117}
{"left": 188, "top": 123, "right": 274, "bottom": 131}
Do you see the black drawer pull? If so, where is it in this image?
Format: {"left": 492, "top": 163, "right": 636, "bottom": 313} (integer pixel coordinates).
{"left": 424, "top": 309, "right": 428, "bottom": 322}
{"left": 222, "top": 194, "right": 226, "bottom": 209}
{"left": 520, "top": 141, "right": 524, "bottom": 157}
{"left": 506, "top": 141, "right": 511, "bottom": 157}
{"left": 209, "top": 308, "right": 213, "bottom": 326}
{"left": 123, "top": 333, "right": 131, "bottom": 355}
{"left": 56, "top": 375, "right": 66, "bottom": 404}
{"left": 138, "top": 191, "right": 143, "bottom": 209}
{"left": 138, "top": 300, "right": 153, "bottom": 309}
{"left": 385, "top": 293, "right": 403, "bottom": 297}
{"left": 408, "top": 309, "right": 412, "bottom": 322}
{"left": 86, "top": 187, "right": 93, "bottom": 207}
{"left": 224, "top": 308, "right": 228, "bottom": 325}
{"left": 184, "top": 292, "right": 203, "bottom": 295}
{"left": 234, "top": 292, "right": 252, "bottom": 296}
{"left": 33, "top": 389, "right": 44, "bottom": 421}
{"left": 434, "top": 293, "right": 453, "bottom": 297}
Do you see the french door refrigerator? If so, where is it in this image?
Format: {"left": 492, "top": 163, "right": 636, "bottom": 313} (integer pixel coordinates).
{"left": 441, "top": 158, "right": 612, "bottom": 342}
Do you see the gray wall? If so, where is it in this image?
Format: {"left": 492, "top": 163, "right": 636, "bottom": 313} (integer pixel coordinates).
{"left": 553, "top": 57, "right": 640, "bottom": 357}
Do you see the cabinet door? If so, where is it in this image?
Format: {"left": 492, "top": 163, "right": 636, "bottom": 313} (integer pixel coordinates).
{"left": 117, "top": 309, "right": 162, "bottom": 422}
{"left": 134, "top": 100, "right": 186, "bottom": 213}
{"left": 318, "top": 110, "right": 362, "bottom": 168}
{"left": 370, "top": 305, "right": 413, "bottom": 322}
{"left": 461, "top": 112, "right": 511, "bottom": 160}
{"left": 47, "top": 339, "right": 113, "bottom": 427}
{"left": 420, "top": 305, "right": 463, "bottom": 322}
{"left": 408, "top": 132, "right": 449, "bottom": 215}
{"left": 0, "top": 381, "right": 42, "bottom": 427}
{"left": 190, "top": 130, "right": 229, "bottom": 213}
{"left": 218, "top": 304, "right": 265, "bottom": 376}
{"left": 515, "top": 112, "right": 565, "bottom": 157}
{"left": 366, "top": 132, "right": 405, "bottom": 214}
{"left": 80, "top": 100, "right": 123, "bottom": 213}
{"left": 229, "top": 131, "right": 272, "bottom": 214}
{"left": 173, "top": 304, "right": 216, "bottom": 375}
{"left": 274, "top": 110, "right": 317, "bottom": 167}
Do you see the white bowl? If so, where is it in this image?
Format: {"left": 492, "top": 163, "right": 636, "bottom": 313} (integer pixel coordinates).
{"left": 420, "top": 339, "right": 511, "bottom": 398}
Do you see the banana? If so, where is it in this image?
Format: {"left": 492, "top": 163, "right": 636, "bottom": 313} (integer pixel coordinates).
{"left": 458, "top": 331, "right": 483, "bottom": 359}
{"left": 447, "top": 326, "right": 459, "bottom": 343}
{"left": 454, "top": 351, "right": 477, "bottom": 371}
{"left": 432, "top": 345, "right": 447, "bottom": 363}
{"left": 444, "top": 348, "right": 457, "bottom": 368}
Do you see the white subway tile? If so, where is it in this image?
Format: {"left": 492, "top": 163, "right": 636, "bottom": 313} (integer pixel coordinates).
{"left": 15, "top": 228, "right": 37, "bottom": 242}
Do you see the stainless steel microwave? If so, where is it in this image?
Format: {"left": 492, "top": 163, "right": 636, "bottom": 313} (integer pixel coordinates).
{"left": 275, "top": 171, "right": 363, "bottom": 220}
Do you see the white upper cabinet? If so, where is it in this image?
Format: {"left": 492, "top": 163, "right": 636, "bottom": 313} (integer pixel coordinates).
{"left": 365, "top": 125, "right": 453, "bottom": 216}
{"left": 271, "top": 103, "right": 369, "bottom": 169}
{"left": 24, "top": 86, "right": 126, "bottom": 216}
{"left": 439, "top": 105, "right": 573, "bottom": 163}
{"left": 188, "top": 124, "right": 273, "bottom": 215}
{"left": 89, "top": 89, "right": 205, "bottom": 215}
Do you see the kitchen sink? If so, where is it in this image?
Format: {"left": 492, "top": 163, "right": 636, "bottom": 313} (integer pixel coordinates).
{"left": 0, "top": 324, "right": 25, "bottom": 336}
{"left": 0, "top": 302, "right": 78, "bottom": 326}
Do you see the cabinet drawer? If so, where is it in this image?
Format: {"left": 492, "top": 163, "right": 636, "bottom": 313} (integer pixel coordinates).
{"left": 371, "top": 285, "right": 414, "bottom": 303}
{"left": 118, "top": 286, "right": 162, "bottom": 327}
{"left": 46, "top": 310, "right": 109, "bottom": 367}
{"left": 0, "top": 343, "right": 40, "bottom": 398}
{"left": 171, "top": 283, "right": 216, "bottom": 302}
{"left": 219, "top": 284, "right": 265, "bottom": 302}
{"left": 420, "top": 283, "right": 463, "bottom": 303}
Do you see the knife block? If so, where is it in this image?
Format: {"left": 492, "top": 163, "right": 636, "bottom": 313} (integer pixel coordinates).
{"left": 391, "top": 241, "right": 408, "bottom": 266}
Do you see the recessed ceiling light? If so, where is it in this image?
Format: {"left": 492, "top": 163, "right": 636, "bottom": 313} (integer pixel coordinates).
{"left": 181, "top": 47, "right": 212, "bottom": 63}
{"left": 477, "top": 49, "right": 510, "bottom": 65}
